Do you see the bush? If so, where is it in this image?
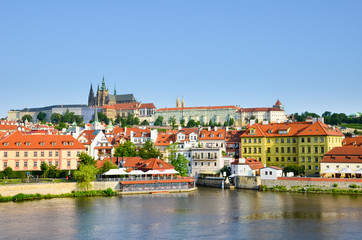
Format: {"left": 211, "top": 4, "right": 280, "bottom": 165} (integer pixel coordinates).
{"left": 104, "top": 188, "right": 114, "bottom": 196}
{"left": 349, "top": 184, "right": 358, "bottom": 188}
{"left": 333, "top": 183, "right": 338, "bottom": 188}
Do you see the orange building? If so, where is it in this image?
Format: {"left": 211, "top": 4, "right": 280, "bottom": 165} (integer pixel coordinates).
{"left": 0, "top": 131, "right": 85, "bottom": 171}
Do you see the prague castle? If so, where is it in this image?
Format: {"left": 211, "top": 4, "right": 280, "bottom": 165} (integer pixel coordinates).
{"left": 88, "top": 77, "right": 137, "bottom": 107}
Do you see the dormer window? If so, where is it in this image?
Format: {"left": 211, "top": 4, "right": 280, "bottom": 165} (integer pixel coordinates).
{"left": 3, "top": 142, "right": 9, "bottom": 146}
{"left": 218, "top": 134, "right": 222, "bottom": 138}
{"left": 51, "top": 142, "right": 56, "bottom": 146}
{"left": 16, "top": 142, "right": 21, "bottom": 146}
{"left": 40, "top": 142, "right": 45, "bottom": 146}
{"left": 63, "top": 142, "right": 68, "bottom": 146}
{"left": 211, "top": 134, "right": 214, "bottom": 138}
{"left": 70, "top": 142, "right": 73, "bottom": 145}
{"left": 25, "top": 142, "right": 30, "bottom": 146}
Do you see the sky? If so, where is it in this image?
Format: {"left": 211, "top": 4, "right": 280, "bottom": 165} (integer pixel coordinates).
{"left": 0, "top": 1, "right": 361, "bottom": 118}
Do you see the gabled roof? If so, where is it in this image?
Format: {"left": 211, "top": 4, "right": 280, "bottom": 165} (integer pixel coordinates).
{"left": 321, "top": 146, "right": 362, "bottom": 163}
{"left": 226, "top": 130, "right": 244, "bottom": 142}
{"left": 343, "top": 136, "right": 362, "bottom": 147}
{"left": 199, "top": 129, "right": 226, "bottom": 140}
{"left": 155, "top": 130, "right": 177, "bottom": 146}
{"left": 275, "top": 99, "right": 282, "bottom": 106}
{"left": 0, "top": 131, "right": 85, "bottom": 150}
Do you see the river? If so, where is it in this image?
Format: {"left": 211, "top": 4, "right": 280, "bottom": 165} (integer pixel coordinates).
{"left": 1, "top": 187, "right": 362, "bottom": 239}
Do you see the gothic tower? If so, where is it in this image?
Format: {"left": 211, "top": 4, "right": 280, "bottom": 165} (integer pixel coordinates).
{"left": 96, "top": 76, "right": 109, "bottom": 106}
{"left": 88, "top": 83, "right": 95, "bottom": 106}
{"left": 181, "top": 97, "right": 185, "bottom": 108}
{"left": 176, "top": 97, "right": 181, "bottom": 108}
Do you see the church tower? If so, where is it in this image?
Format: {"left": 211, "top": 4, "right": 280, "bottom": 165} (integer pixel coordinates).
{"left": 96, "top": 76, "right": 109, "bottom": 106}
{"left": 88, "top": 83, "right": 95, "bottom": 106}
{"left": 176, "top": 97, "right": 181, "bottom": 108}
{"left": 181, "top": 97, "right": 185, "bottom": 108}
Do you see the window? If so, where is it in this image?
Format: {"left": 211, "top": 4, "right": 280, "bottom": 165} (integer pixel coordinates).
{"left": 24, "top": 161, "right": 28, "bottom": 167}
{"left": 281, "top": 147, "right": 284, "bottom": 153}
{"left": 258, "top": 139, "right": 261, "bottom": 143}
{"left": 254, "top": 148, "right": 257, "bottom": 153}
{"left": 302, "top": 157, "right": 305, "bottom": 162}
{"left": 287, "top": 157, "right": 291, "bottom": 162}
{"left": 276, "top": 157, "right": 279, "bottom": 162}
{"left": 244, "top": 139, "right": 247, "bottom": 143}
{"left": 315, "top": 157, "right": 318, "bottom": 163}
{"left": 308, "top": 147, "right": 311, "bottom": 153}
{"left": 41, "top": 152, "right": 44, "bottom": 157}
{"left": 315, "top": 166, "right": 319, "bottom": 170}
{"left": 67, "top": 151, "right": 71, "bottom": 157}
{"left": 287, "top": 138, "right": 290, "bottom": 143}
{"left": 195, "top": 162, "right": 197, "bottom": 166}
{"left": 4, "top": 152, "right": 7, "bottom": 158}
{"left": 265, "top": 171, "right": 268, "bottom": 175}
{"left": 269, "top": 171, "right": 272, "bottom": 175}
{"left": 292, "top": 138, "right": 296, "bottom": 143}
{"left": 67, "top": 161, "right": 71, "bottom": 167}
{"left": 307, "top": 138, "right": 311, "bottom": 143}
{"left": 49, "top": 161, "right": 52, "bottom": 166}
{"left": 49, "top": 151, "right": 52, "bottom": 157}
{"left": 4, "top": 162, "right": 7, "bottom": 167}
{"left": 267, "top": 139, "right": 270, "bottom": 143}
{"left": 275, "top": 139, "right": 279, "bottom": 143}
{"left": 267, "top": 148, "right": 270, "bottom": 153}
{"left": 314, "top": 137, "right": 318, "bottom": 143}
{"left": 293, "top": 157, "right": 296, "bottom": 162}
{"left": 275, "top": 147, "right": 279, "bottom": 153}
{"left": 315, "top": 147, "right": 318, "bottom": 153}
{"left": 34, "top": 152, "right": 38, "bottom": 157}
{"left": 308, "top": 165, "right": 311, "bottom": 170}
{"left": 208, "top": 162, "right": 210, "bottom": 166}
{"left": 267, "top": 157, "right": 271, "bottom": 162}
{"left": 302, "top": 147, "right": 305, "bottom": 153}
{"left": 24, "top": 152, "right": 28, "bottom": 157}
{"left": 214, "top": 162, "right": 217, "bottom": 166}
{"left": 301, "top": 138, "right": 305, "bottom": 143}
{"left": 293, "top": 147, "right": 296, "bottom": 153}
{"left": 254, "top": 139, "right": 257, "bottom": 143}
{"left": 308, "top": 157, "right": 311, "bottom": 163}
{"left": 281, "top": 157, "right": 285, "bottom": 162}
{"left": 321, "top": 147, "right": 324, "bottom": 153}
{"left": 244, "top": 148, "right": 247, "bottom": 153}
{"left": 16, "top": 162, "right": 19, "bottom": 167}
{"left": 55, "top": 151, "right": 59, "bottom": 157}
{"left": 281, "top": 138, "right": 284, "bottom": 143}
{"left": 321, "top": 137, "right": 324, "bottom": 143}
{"left": 15, "top": 152, "right": 20, "bottom": 157}
{"left": 201, "top": 162, "right": 203, "bottom": 166}
{"left": 287, "top": 147, "right": 290, "bottom": 153}
{"left": 248, "top": 148, "right": 251, "bottom": 154}
{"left": 248, "top": 139, "right": 251, "bottom": 143}
{"left": 259, "top": 148, "right": 261, "bottom": 153}
{"left": 56, "top": 161, "right": 59, "bottom": 166}
{"left": 34, "top": 161, "right": 37, "bottom": 167}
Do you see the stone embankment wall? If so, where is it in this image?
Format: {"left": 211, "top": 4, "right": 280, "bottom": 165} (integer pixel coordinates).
{"left": 262, "top": 177, "right": 362, "bottom": 189}
{"left": 197, "top": 178, "right": 224, "bottom": 188}
{"left": 0, "top": 181, "right": 120, "bottom": 197}
{"left": 235, "top": 176, "right": 261, "bottom": 190}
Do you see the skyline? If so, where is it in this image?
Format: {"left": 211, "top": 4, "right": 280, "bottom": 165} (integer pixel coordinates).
{"left": 1, "top": 1, "right": 361, "bottom": 118}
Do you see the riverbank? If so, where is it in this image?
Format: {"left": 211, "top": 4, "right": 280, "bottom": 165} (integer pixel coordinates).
{"left": 260, "top": 184, "right": 362, "bottom": 194}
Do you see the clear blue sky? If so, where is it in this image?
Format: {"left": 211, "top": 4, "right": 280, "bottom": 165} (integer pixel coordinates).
{"left": 1, "top": 1, "right": 361, "bottom": 118}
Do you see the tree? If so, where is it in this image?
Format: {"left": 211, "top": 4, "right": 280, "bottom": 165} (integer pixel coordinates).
{"left": 171, "top": 154, "right": 189, "bottom": 177}
{"left": 180, "top": 119, "right": 185, "bottom": 127}
{"left": 74, "top": 164, "right": 98, "bottom": 191}
{"left": 51, "top": 113, "right": 62, "bottom": 124}
{"left": 98, "top": 160, "right": 118, "bottom": 175}
{"left": 115, "top": 114, "right": 122, "bottom": 124}
{"left": 223, "top": 121, "right": 228, "bottom": 127}
{"left": 154, "top": 116, "right": 163, "bottom": 126}
{"left": 186, "top": 119, "right": 197, "bottom": 128}
{"left": 220, "top": 165, "right": 231, "bottom": 177}
{"left": 22, "top": 114, "right": 33, "bottom": 122}
{"left": 78, "top": 152, "right": 97, "bottom": 167}
{"left": 283, "top": 165, "right": 304, "bottom": 176}
{"left": 4, "top": 167, "right": 13, "bottom": 179}
{"left": 139, "top": 140, "right": 162, "bottom": 159}
{"left": 47, "top": 165, "right": 59, "bottom": 178}
{"left": 208, "top": 119, "right": 214, "bottom": 127}
{"left": 228, "top": 118, "right": 235, "bottom": 126}
{"left": 40, "top": 162, "right": 49, "bottom": 177}
{"left": 169, "top": 117, "right": 176, "bottom": 129}
{"left": 37, "top": 112, "right": 46, "bottom": 122}
{"left": 141, "top": 120, "right": 149, "bottom": 126}
{"left": 114, "top": 141, "right": 138, "bottom": 157}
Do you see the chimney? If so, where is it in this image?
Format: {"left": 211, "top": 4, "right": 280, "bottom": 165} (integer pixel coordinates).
{"left": 318, "top": 117, "right": 324, "bottom": 124}
{"left": 208, "top": 126, "right": 211, "bottom": 131}
{"left": 178, "top": 126, "right": 182, "bottom": 131}
{"left": 214, "top": 126, "right": 217, "bottom": 131}
{"left": 226, "top": 127, "right": 229, "bottom": 132}
{"left": 250, "top": 119, "right": 255, "bottom": 126}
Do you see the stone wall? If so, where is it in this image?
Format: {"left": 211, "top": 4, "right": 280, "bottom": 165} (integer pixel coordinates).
{"left": 0, "top": 181, "right": 120, "bottom": 197}
{"left": 262, "top": 177, "right": 362, "bottom": 189}
{"left": 197, "top": 178, "right": 224, "bottom": 188}
{"left": 235, "top": 176, "right": 261, "bottom": 190}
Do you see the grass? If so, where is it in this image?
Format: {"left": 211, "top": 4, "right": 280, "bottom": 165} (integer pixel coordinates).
{"left": 0, "top": 188, "right": 118, "bottom": 203}
{"left": 260, "top": 185, "right": 362, "bottom": 195}
{"left": 341, "top": 123, "right": 362, "bottom": 130}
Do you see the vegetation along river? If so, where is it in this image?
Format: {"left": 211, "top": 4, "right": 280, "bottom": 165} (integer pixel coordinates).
{"left": 1, "top": 187, "right": 362, "bottom": 239}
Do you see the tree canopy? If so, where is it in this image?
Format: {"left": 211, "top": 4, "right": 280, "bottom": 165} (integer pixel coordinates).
{"left": 138, "top": 140, "right": 162, "bottom": 159}
{"left": 283, "top": 165, "right": 304, "bottom": 176}
{"left": 167, "top": 143, "right": 189, "bottom": 176}
{"left": 114, "top": 141, "right": 138, "bottom": 157}
{"left": 37, "top": 112, "right": 46, "bottom": 122}
{"left": 154, "top": 116, "right": 163, "bottom": 126}
{"left": 22, "top": 114, "right": 32, "bottom": 122}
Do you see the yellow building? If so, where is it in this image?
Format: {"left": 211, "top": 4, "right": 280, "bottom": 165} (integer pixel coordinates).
{"left": 0, "top": 131, "right": 86, "bottom": 171}
{"left": 240, "top": 120, "right": 344, "bottom": 176}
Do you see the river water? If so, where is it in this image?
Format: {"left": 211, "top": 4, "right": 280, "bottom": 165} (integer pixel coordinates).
{"left": 1, "top": 187, "right": 362, "bottom": 239}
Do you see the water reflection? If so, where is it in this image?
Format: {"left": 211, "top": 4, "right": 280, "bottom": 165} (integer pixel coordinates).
{"left": 1, "top": 188, "right": 362, "bottom": 239}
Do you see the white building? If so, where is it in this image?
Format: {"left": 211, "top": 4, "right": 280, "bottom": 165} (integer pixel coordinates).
{"left": 260, "top": 166, "right": 283, "bottom": 180}
{"left": 231, "top": 158, "right": 264, "bottom": 176}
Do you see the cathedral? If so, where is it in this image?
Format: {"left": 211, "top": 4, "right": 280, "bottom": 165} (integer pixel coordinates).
{"left": 88, "top": 77, "right": 137, "bottom": 106}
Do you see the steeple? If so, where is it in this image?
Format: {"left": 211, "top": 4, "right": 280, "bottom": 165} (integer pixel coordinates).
{"left": 94, "top": 105, "right": 99, "bottom": 122}
{"left": 114, "top": 83, "right": 117, "bottom": 95}
{"left": 101, "top": 76, "right": 106, "bottom": 91}
{"left": 92, "top": 106, "right": 101, "bottom": 130}
{"left": 88, "top": 83, "right": 95, "bottom": 106}
{"left": 176, "top": 97, "right": 181, "bottom": 108}
{"left": 181, "top": 97, "right": 185, "bottom": 108}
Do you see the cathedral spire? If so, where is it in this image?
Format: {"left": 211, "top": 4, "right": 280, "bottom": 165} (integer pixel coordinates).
{"left": 181, "top": 97, "right": 185, "bottom": 108}
{"left": 176, "top": 96, "right": 181, "bottom": 108}
{"left": 114, "top": 83, "right": 117, "bottom": 95}
{"left": 101, "top": 76, "right": 106, "bottom": 91}
{"left": 88, "top": 83, "right": 95, "bottom": 106}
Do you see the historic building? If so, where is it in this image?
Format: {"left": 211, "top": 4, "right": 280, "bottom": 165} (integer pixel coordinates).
{"left": 240, "top": 118, "right": 344, "bottom": 176}
{"left": 88, "top": 77, "right": 137, "bottom": 107}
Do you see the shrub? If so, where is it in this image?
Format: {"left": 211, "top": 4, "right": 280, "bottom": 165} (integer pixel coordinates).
{"left": 349, "top": 184, "right": 358, "bottom": 188}
{"left": 105, "top": 188, "right": 114, "bottom": 196}
{"left": 333, "top": 183, "right": 338, "bottom": 188}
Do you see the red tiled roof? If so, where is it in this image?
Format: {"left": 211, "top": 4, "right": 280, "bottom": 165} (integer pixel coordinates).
{"left": 343, "top": 136, "right": 362, "bottom": 147}
{"left": 0, "top": 131, "right": 85, "bottom": 150}
{"left": 199, "top": 129, "right": 226, "bottom": 140}
{"left": 321, "top": 146, "right": 362, "bottom": 164}
{"left": 157, "top": 105, "right": 239, "bottom": 111}
{"left": 240, "top": 107, "right": 284, "bottom": 112}
{"left": 155, "top": 130, "right": 177, "bottom": 146}
{"left": 275, "top": 99, "right": 282, "bottom": 106}
{"left": 140, "top": 103, "right": 156, "bottom": 109}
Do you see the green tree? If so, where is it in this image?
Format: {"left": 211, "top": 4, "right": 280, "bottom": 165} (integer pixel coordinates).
{"left": 283, "top": 165, "right": 304, "bottom": 176}
{"left": 99, "top": 160, "right": 118, "bottom": 175}
{"left": 78, "top": 152, "right": 97, "bottom": 167}
{"left": 208, "top": 119, "right": 214, "bottom": 126}
{"left": 4, "top": 167, "right": 13, "bottom": 179}
{"left": 220, "top": 165, "right": 231, "bottom": 177}
{"left": 154, "top": 116, "right": 163, "bottom": 126}
{"left": 186, "top": 119, "right": 197, "bottom": 128}
{"left": 37, "top": 112, "right": 47, "bottom": 122}
{"left": 169, "top": 117, "right": 176, "bottom": 129}
{"left": 139, "top": 140, "right": 162, "bottom": 159}
{"left": 74, "top": 164, "right": 98, "bottom": 191}
{"left": 47, "top": 165, "right": 59, "bottom": 178}
{"left": 115, "top": 114, "right": 122, "bottom": 124}
{"left": 40, "top": 162, "right": 49, "bottom": 177}
{"left": 167, "top": 143, "right": 189, "bottom": 176}
{"left": 180, "top": 119, "right": 185, "bottom": 127}
{"left": 50, "top": 113, "right": 62, "bottom": 123}
{"left": 141, "top": 120, "right": 149, "bottom": 126}
{"left": 22, "top": 114, "right": 33, "bottom": 122}
{"left": 228, "top": 118, "right": 235, "bottom": 126}
{"left": 114, "top": 141, "right": 138, "bottom": 157}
